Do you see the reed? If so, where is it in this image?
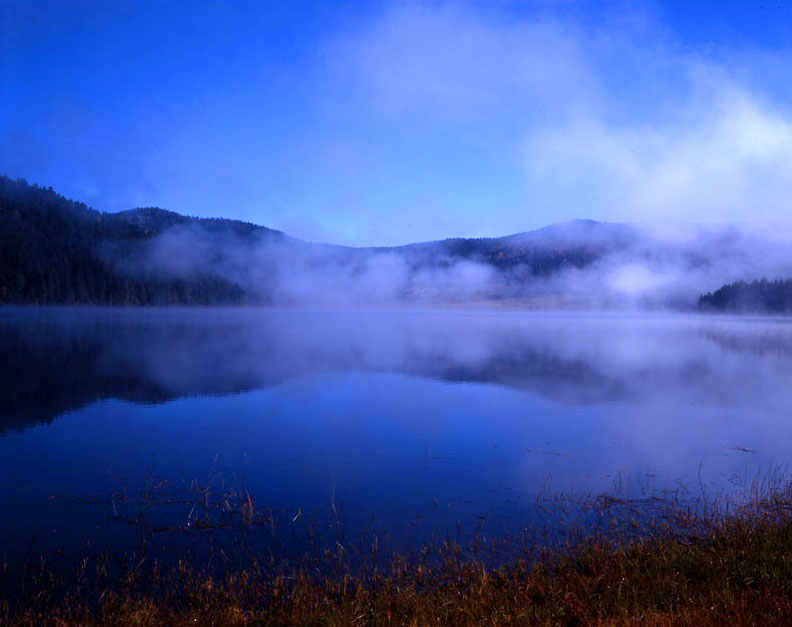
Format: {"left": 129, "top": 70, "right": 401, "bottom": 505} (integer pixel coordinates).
{"left": 3, "top": 473, "right": 792, "bottom": 625}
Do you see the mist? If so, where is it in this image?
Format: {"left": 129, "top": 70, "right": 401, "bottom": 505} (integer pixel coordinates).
{"left": 6, "top": 306, "right": 792, "bottom": 428}
{"left": 105, "top": 216, "right": 792, "bottom": 310}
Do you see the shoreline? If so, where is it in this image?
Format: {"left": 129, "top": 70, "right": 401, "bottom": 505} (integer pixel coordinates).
{"left": 4, "top": 481, "right": 792, "bottom": 626}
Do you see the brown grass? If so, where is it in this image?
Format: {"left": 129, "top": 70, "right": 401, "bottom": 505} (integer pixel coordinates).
{"left": 4, "top": 471, "right": 792, "bottom": 626}
{"left": 3, "top": 495, "right": 792, "bottom": 626}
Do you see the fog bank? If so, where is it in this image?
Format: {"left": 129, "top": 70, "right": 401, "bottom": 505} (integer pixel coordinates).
{"left": 112, "top": 218, "right": 792, "bottom": 310}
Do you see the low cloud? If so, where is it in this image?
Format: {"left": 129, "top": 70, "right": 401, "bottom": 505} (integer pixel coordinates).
{"left": 527, "top": 90, "right": 792, "bottom": 225}
{"left": 322, "top": 2, "right": 792, "bottom": 236}
{"left": 108, "top": 215, "right": 792, "bottom": 311}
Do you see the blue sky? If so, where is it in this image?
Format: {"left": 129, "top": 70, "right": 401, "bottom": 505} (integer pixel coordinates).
{"left": 2, "top": 0, "right": 792, "bottom": 245}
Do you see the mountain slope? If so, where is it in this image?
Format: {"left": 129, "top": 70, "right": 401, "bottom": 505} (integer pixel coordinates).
{"left": 0, "top": 177, "right": 275, "bottom": 305}
{"left": 4, "top": 176, "right": 791, "bottom": 309}
{"left": 1, "top": 176, "right": 639, "bottom": 306}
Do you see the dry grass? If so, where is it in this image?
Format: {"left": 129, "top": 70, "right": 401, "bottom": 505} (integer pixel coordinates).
{"left": 3, "top": 485, "right": 792, "bottom": 626}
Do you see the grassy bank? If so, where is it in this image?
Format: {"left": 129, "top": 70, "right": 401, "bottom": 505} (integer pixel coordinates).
{"left": 4, "top": 486, "right": 792, "bottom": 627}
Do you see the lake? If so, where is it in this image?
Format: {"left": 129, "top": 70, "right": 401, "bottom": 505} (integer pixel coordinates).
{"left": 2, "top": 307, "right": 792, "bottom": 568}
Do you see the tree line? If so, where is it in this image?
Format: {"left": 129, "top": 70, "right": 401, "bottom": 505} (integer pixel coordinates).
{"left": 699, "top": 278, "right": 792, "bottom": 313}
{"left": 0, "top": 176, "right": 245, "bottom": 305}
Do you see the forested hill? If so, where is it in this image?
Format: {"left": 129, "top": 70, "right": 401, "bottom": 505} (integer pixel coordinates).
{"left": 699, "top": 279, "right": 792, "bottom": 313}
{"left": 0, "top": 176, "right": 284, "bottom": 305}
{"left": 9, "top": 175, "right": 788, "bottom": 310}
{"left": 1, "top": 176, "right": 642, "bottom": 307}
{"left": 387, "top": 218, "right": 637, "bottom": 277}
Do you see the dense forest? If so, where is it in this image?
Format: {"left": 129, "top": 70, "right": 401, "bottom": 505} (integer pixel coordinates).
{"left": 0, "top": 176, "right": 276, "bottom": 305}
{"left": 699, "top": 279, "right": 792, "bottom": 313}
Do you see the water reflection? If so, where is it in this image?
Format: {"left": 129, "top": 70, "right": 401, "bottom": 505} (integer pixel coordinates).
{"left": 1, "top": 307, "right": 792, "bottom": 564}
{"left": 4, "top": 307, "right": 792, "bottom": 433}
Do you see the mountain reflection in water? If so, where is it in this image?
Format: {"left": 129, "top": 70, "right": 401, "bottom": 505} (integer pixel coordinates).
{"left": 4, "top": 307, "right": 792, "bottom": 432}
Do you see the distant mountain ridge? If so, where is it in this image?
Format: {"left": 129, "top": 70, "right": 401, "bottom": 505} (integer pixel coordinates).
{"left": 387, "top": 219, "right": 639, "bottom": 276}
{"left": 3, "top": 175, "right": 791, "bottom": 310}
{"left": 0, "top": 176, "right": 635, "bottom": 306}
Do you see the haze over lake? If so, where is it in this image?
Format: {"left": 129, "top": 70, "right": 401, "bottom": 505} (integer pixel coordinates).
{"left": 3, "top": 306, "right": 791, "bottom": 565}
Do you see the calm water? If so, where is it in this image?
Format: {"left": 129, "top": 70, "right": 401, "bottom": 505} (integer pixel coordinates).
{"left": 2, "top": 307, "right": 792, "bottom": 566}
